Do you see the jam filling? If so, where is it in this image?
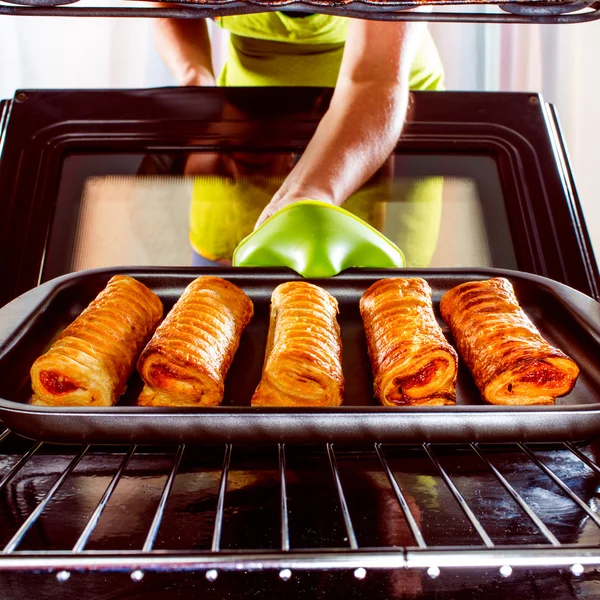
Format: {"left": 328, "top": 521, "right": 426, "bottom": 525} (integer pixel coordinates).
{"left": 389, "top": 359, "right": 448, "bottom": 405}
{"left": 40, "top": 371, "right": 79, "bottom": 395}
{"left": 395, "top": 359, "right": 446, "bottom": 390}
{"left": 518, "top": 363, "right": 563, "bottom": 387}
{"left": 149, "top": 364, "right": 179, "bottom": 384}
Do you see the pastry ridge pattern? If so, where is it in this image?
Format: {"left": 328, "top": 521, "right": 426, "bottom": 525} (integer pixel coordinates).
{"left": 30, "top": 275, "right": 163, "bottom": 406}
{"left": 137, "top": 276, "right": 253, "bottom": 406}
{"left": 360, "top": 277, "right": 458, "bottom": 406}
{"left": 440, "top": 277, "right": 579, "bottom": 405}
{"left": 252, "top": 281, "right": 344, "bottom": 407}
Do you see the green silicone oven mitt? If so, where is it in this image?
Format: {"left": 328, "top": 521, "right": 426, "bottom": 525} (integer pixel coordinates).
{"left": 232, "top": 200, "right": 405, "bottom": 278}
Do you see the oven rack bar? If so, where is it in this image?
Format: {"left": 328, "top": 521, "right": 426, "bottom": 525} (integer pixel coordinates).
{"left": 72, "top": 445, "right": 136, "bottom": 553}
{"left": 0, "top": 429, "right": 599, "bottom": 575}
{"left": 2, "top": 445, "right": 90, "bottom": 555}
{"left": 424, "top": 444, "right": 495, "bottom": 548}
{"left": 375, "top": 444, "right": 427, "bottom": 549}
{"left": 278, "top": 443, "right": 290, "bottom": 552}
{"left": 469, "top": 442, "right": 561, "bottom": 546}
{"left": 1, "top": 547, "right": 600, "bottom": 572}
{"left": 143, "top": 443, "right": 185, "bottom": 553}
{"left": 1, "top": 0, "right": 599, "bottom": 22}
{"left": 211, "top": 443, "right": 232, "bottom": 553}
{"left": 327, "top": 443, "right": 359, "bottom": 550}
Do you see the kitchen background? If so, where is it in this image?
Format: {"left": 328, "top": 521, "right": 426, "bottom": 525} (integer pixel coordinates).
{"left": 1, "top": 9, "right": 598, "bottom": 256}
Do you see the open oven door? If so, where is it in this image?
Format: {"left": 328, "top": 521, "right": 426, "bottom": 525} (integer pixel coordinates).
{"left": 0, "top": 87, "right": 597, "bottom": 307}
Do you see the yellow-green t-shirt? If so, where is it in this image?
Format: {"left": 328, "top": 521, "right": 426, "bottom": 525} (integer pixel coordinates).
{"left": 215, "top": 13, "right": 444, "bottom": 90}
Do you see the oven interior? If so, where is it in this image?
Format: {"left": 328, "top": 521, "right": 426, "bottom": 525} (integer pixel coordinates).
{"left": 0, "top": 87, "right": 599, "bottom": 596}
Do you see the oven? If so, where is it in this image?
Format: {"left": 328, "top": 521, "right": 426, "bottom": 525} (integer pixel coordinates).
{"left": 0, "top": 85, "right": 600, "bottom": 598}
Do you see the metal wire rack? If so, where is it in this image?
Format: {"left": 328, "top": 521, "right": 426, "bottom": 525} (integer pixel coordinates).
{"left": 0, "top": 428, "right": 600, "bottom": 583}
{"left": 1, "top": 0, "right": 600, "bottom": 22}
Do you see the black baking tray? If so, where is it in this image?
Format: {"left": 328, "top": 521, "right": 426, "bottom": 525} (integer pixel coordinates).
{"left": 0, "top": 266, "right": 599, "bottom": 444}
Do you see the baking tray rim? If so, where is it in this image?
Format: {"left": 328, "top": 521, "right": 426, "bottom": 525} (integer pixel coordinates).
{"left": 3, "top": 404, "right": 600, "bottom": 415}
{"left": 0, "top": 265, "right": 599, "bottom": 417}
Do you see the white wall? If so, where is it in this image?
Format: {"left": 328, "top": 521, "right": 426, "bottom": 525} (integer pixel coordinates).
{"left": 542, "top": 24, "right": 600, "bottom": 257}
{"left": 0, "top": 16, "right": 169, "bottom": 96}
{"left": 0, "top": 9, "right": 227, "bottom": 96}
{"left": 430, "top": 21, "right": 600, "bottom": 256}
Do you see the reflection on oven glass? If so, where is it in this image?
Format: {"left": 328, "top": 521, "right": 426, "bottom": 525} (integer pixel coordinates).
{"left": 63, "top": 151, "right": 511, "bottom": 274}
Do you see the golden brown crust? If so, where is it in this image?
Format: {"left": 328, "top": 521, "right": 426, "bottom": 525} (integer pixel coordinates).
{"left": 30, "top": 275, "right": 163, "bottom": 407}
{"left": 137, "top": 276, "right": 253, "bottom": 407}
{"left": 360, "top": 278, "right": 458, "bottom": 406}
{"left": 439, "top": 277, "right": 579, "bottom": 405}
{"left": 251, "top": 282, "right": 344, "bottom": 407}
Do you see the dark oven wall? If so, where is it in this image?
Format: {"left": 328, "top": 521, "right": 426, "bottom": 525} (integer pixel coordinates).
{"left": 0, "top": 88, "right": 597, "bottom": 307}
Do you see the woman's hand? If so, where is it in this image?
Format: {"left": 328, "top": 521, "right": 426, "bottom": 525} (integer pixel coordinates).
{"left": 255, "top": 186, "right": 334, "bottom": 229}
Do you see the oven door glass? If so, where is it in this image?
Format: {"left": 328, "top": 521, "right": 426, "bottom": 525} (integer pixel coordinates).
{"left": 41, "top": 150, "right": 515, "bottom": 282}
{"left": 1, "top": 89, "right": 596, "bottom": 306}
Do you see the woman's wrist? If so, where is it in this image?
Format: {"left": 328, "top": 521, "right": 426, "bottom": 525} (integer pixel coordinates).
{"left": 272, "top": 183, "right": 336, "bottom": 208}
{"left": 179, "top": 65, "right": 216, "bottom": 87}
{"left": 254, "top": 189, "right": 335, "bottom": 229}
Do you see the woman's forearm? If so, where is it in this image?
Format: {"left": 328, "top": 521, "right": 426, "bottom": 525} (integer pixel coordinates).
{"left": 152, "top": 17, "right": 215, "bottom": 86}
{"left": 256, "top": 20, "right": 426, "bottom": 227}
{"left": 270, "top": 80, "right": 408, "bottom": 208}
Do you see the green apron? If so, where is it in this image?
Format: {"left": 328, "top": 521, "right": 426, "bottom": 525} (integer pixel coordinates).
{"left": 190, "top": 13, "right": 445, "bottom": 266}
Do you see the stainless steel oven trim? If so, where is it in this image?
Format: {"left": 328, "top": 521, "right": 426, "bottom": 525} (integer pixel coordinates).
{"left": 540, "top": 102, "right": 599, "bottom": 301}
{"left": 0, "top": 100, "right": 12, "bottom": 165}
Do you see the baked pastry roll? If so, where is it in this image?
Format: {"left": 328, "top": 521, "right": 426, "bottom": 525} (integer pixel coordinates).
{"left": 360, "top": 278, "right": 458, "bottom": 406}
{"left": 251, "top": 282, "right": 344, "bottom": 407}
{"left": 137, "top": 276, "right": 253, "bottom": 407}
{"left": 440, "top": 277, "right": 579, "bottom": 405}
{"left": 30, "top": 275, "right": 163, "bottom": 407}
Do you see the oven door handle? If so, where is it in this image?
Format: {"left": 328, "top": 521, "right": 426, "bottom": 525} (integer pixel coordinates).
{"left": 0, "top": 100, "right": 11, "bottom": 169}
